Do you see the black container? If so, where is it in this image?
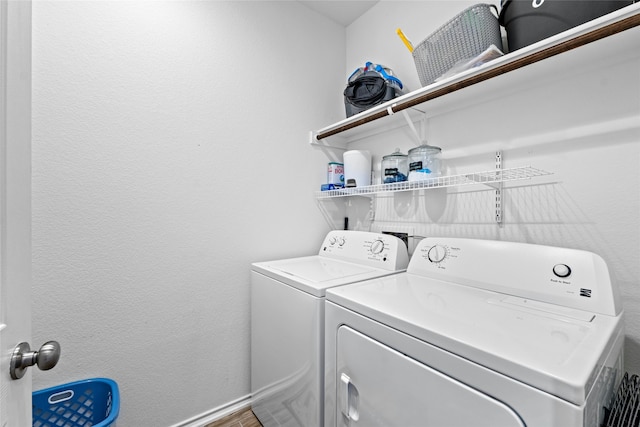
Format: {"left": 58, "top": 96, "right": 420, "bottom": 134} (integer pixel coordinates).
{"left": 499, "top": 0, "right": 634, "bottom": 51}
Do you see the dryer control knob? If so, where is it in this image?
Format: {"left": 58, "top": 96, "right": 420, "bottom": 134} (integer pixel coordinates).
{"left": 370, "top": 239, "right": 385, "bottom": 254}
{"left": 428, "top": 245, "right": 447, "bottom": 263}
{"left": 553, "top": 264, "right": 572, "bottom": 278}
{"left": 338, "top": 237, "right": 346, "bottom": 246}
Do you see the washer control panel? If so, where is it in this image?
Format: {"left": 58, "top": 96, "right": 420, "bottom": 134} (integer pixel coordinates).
{"left": 409, "top": 237, "right": 620, "bottom": 317}
{"left": 320, "top": 230, "right": 409, "bottom": 271}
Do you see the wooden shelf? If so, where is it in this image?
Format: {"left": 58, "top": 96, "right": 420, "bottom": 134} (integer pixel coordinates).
{"left": 310, "top": 4, "right": 640, "bottom": 147}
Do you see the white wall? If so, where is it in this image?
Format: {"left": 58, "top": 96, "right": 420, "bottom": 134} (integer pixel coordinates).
{"left": 345, "top": 0, "right": 640, "bottom": 373}
{"left": 29, "top": 0, "right": 640, "bottom": 424}
{"left": 31, "top": 1, "right": 343, "bottom": 426}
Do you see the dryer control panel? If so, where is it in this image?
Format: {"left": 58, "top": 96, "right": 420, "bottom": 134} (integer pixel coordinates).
{"left": 319, "top": 230, "right": 409, "bottom": 271}
{"left": 408, "top": 237, "right": 621, "bottom": 317}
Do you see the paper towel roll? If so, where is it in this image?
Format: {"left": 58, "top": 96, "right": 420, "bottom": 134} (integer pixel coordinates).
{"left": 343, "top": 150, "right": 372, "bottom": 187}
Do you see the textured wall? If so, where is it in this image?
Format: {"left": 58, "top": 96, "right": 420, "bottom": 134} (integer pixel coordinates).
{"left": 31, "top": 2, "right": 343, "bottom": 426}
{"left": 29, "top": 1, "right": 640, "bottom": 425}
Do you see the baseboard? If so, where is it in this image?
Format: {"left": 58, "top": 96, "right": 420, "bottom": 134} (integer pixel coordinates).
{"left": 169, "top": 394, "right": 252, "bottom": 427}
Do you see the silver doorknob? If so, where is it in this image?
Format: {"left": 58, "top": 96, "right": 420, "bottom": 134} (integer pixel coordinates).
{"left": 10, "top": 341, "right": 61, "bottom": 380}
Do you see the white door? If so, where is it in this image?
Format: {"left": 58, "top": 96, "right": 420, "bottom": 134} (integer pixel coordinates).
{"left": 335, "top": 326, "right": 525, "bottom": 427}
{"left": 0, "top": 0, "right": 33, "bottom": 425}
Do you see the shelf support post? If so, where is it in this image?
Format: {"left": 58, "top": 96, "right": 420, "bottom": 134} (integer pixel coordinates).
{"left": 495, "top": 151, "right": 503, "bottom": 224}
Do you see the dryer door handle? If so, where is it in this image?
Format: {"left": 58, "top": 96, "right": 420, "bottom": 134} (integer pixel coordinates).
{"left": 340, "top": 373, "right": 360, "bottom": 422}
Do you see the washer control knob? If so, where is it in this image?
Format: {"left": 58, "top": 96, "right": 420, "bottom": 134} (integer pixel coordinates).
{"left": 370, "top": 239, "right": 385, "bottom": 254}
{"left": 338, "top": 237, "right": 346, "bottom": 247}
{"left": 428, "top": 245, "right": 447, "bottom": 263}
{"left": 553, "top": 264, "right": 572, "bottom": 278}
{"left": 329, "top": 237, "right": 337, "bottom": 245}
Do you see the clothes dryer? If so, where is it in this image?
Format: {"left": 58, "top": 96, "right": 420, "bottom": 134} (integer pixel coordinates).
{"left": 325, "top": 237, "right": 624, "bottom": 427}
{"left": 251, "top": 230, "right": 409, "bottom": 427}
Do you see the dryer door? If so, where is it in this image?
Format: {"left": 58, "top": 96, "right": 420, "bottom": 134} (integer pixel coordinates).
{"left": 335, "top": 326, "right": 525, "bottom": 427}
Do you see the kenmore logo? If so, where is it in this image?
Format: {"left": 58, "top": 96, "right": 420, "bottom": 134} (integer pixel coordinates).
{"left": 580, "top": 288, "right": 592, "bottom": 298}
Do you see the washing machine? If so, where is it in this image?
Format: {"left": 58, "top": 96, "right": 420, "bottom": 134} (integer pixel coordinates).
{"left": 324, "top": 237, "right": 625, "bottom": 427}
{"left": 251, "top": 230, "right": 409, "bottom": 427}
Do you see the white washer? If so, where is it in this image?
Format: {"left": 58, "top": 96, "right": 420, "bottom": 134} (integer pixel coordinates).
{"left": 325, "top": 237, "right": 624, "bottom": 427}
{"left": 251, "top": 230, "right": 409, "bottom": 427}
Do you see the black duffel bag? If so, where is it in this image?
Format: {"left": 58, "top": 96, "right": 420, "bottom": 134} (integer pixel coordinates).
{"left": 344, "top": 71, "right": 396, "bottom": 118}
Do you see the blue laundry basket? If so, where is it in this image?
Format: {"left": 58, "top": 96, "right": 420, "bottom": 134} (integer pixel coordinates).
{"left": 33, "top": 378, "right": 119, "bottom": 427}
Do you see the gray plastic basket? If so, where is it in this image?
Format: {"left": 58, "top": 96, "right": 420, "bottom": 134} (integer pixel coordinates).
{"left": 412, "top": 3, "right": 503, "bottom": 87}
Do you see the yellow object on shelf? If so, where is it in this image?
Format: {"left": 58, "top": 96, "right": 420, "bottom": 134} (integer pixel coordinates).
{"left": 396, "top": 28, "right": 414, "bottom": 53}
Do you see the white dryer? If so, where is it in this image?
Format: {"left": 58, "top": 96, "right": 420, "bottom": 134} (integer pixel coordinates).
{"left": 251, "top": 230, "right": 409, "bottom": 427}
{"left": 325, "top": 237, "right": 624, "bottom": 427}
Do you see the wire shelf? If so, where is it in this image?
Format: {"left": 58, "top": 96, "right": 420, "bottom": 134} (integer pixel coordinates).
{"left": 315, "top": 166, "right": 551, "bottom": 199}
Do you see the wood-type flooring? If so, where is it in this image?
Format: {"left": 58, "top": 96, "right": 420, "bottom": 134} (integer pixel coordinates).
{"left": 205, "top": 407, "right": 262, "bottom": 427}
